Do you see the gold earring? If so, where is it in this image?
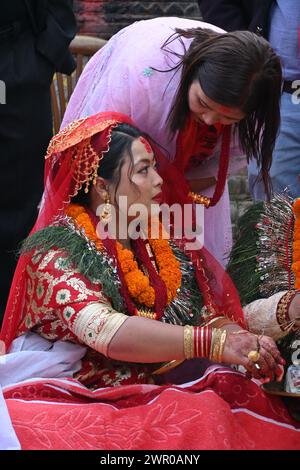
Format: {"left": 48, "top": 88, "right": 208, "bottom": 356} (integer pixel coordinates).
{"left": 99, "top": 192, "right": 112, "bottom": 224}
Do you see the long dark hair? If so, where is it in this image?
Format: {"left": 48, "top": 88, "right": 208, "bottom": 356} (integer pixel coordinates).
{"left": 164, "top": 28, "right": 282, "bottom": 198}
{"left": 72, "top": 123, "right": 153, "bottom": 206}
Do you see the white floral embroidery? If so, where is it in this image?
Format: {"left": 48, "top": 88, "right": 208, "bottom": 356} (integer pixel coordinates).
{"left": 32, "top": 251, "right": 43, "bottom": 265}
{"left": 54, "top": 257, "right": 72, "bottom": 271}
{"left": 23, "top": 249, "right": 111, "bottom": 342}
{"left": 65, "top": 277, "right": 104, "bottom": 302}
{"left": 63, "top": 306, "right": 76, "bottom": 321}
{"left": 38, "top": 250, "right": 59, "bottom": 270}
{"left": 102, "top": 367, "right": 132, "bottom": 386}
{"left": 56, "top": 289, "right": 71, "bottom": 305}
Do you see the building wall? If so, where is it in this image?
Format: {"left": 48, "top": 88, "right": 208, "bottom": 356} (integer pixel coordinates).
{"left": 74, "top": 0, "right": 201, "bottom": 39}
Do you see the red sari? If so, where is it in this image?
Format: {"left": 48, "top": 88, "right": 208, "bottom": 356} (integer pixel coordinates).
{"left": 1, "top": 112, "right": 299, "bottom": 450}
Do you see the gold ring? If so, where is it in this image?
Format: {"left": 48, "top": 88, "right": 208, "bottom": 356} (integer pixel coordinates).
{"left": 247, "top": 350, "right": 260, "bottom": 362}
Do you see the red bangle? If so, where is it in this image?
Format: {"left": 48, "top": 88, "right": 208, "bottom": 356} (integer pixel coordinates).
{"left": 193, "top": 326, "right": 212, "bottom": 358}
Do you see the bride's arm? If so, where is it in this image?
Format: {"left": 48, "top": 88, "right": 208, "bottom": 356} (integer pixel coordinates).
{"left": 107, "top": 313, "right": 284, "bottom": 381}
{"left": 59, "top": 299, "right": 283, "bottom": 380}
{"left": 108, "top": 316, "right": 184, "bottom": 363}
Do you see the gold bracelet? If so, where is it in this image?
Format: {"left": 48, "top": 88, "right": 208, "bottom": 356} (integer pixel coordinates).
{"left": 209, "top": 328, "right": 216, "bottom": 360}
{"left": 210, "top": 329, "right": 227, "bottom": 363}
{"left": 204, "top": 317, "right": 235, "bottom": 329}
{"left": 202, "top": 315, "right": 224, "bottom": 326}
{"left": 276, "top": 290, "right": 297, "bottom": 332}
{"left": 211, "top": 328, "right": 222, "bottom": 361}
{"left": 218, "top": 330, "right": 227, "bottom": 362}
{"left": 183, "top": 325, "right": 194, "bottom": 359}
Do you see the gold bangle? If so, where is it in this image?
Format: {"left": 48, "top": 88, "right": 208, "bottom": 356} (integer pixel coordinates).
{"left": 212, "top": 342, "right": 220, "bottom": 362}
{"left": 209, "top": 328, "right": 216, "bottom": 360}
{"left": 218, "top": 330, "right": 227, "bottom": 362}
{"left": 183, "top": 325, "right": 194, "bottom": 359}
{"left": 210, "top": 328, "right": 227, "bottom": 362}
{"left": 204, "top": 317, "right": 235, "bottom": 329}
{"left": 211, "top": 328, "right": 222, "bottom": 361}
{"left": 276, "top": 290, "right": 297, "bottom": 331}
{"left": 202, "top": 315, "right": 224, "bottom": 326}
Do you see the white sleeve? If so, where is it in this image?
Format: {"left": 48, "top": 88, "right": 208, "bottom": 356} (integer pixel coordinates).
{"left": 243, "top": 291, "right": 289, "bottom": 341}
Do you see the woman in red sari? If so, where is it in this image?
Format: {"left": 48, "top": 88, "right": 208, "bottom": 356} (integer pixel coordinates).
{"left": 0, "top": 112, "right": 299, "bottom": 450}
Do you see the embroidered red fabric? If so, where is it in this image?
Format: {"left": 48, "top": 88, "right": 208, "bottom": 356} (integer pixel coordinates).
{"left": 1, "top": 112, "right": 246, "bottom": 350}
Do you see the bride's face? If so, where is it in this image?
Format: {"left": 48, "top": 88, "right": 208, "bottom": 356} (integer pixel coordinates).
{"left": 111, "top": 137, "right": 163, "bottom": 222}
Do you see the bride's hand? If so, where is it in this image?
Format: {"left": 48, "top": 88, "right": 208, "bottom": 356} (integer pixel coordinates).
{"left": 222, "top": 330, "right": 285, "bottom": 381}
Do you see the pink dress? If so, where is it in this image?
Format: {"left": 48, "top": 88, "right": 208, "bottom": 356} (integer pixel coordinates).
{"left": 62, "top": 17, "right": 246, "bottom": 266}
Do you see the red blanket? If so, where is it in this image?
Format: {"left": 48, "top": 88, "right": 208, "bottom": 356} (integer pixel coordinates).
{"left": 4, "top": 367, "right": 300, "bottom": 450}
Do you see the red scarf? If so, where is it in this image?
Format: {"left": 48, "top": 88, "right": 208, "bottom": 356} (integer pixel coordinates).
{"left": 174, "top": 114, "right": 231, "bottom": 208}
{"left": 174, "top": 114, "right": 224, "bottom": 173}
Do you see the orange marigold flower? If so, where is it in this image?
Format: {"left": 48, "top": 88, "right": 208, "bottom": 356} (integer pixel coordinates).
{"left": 292, "top": 262, "right": 300, "bottom": 273}
{"left": 138, "top": 288, "right": 156, "bottom": 307}
{"left": 293, "top": 252, "right": 300, "bottom": 263}
{"left": 67, "top": 205, "right": 182, "bottom": 310}
{"left": 125, "top": 271, "right": 149, "bottom": 295}
{"left": 293, "top": 198, "right": 300, "bottom": 218}
{"left": 66, "top": 204, "right": 85, "bottom": 219}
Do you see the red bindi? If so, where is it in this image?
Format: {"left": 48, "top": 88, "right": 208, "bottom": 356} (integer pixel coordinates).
{"left": 219, "top": 105, "right": 232, "bottom": 115}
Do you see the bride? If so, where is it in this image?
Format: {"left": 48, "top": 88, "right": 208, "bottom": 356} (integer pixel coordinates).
{"left": 0, "top": 112, "right": 298, "bottom": 450}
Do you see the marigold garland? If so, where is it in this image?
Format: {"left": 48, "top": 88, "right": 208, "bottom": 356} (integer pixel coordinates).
{"left": 66, "top": 204, "right": 104, "bottom": 253}
{"left": 66, "top": 203, "right": 182, "bottom": 308}
{"left": 292, "top": 198, "right": 300, "bottom": 289}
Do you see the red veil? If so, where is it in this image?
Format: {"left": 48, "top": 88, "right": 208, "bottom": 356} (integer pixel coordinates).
{"left": 0, "top": 111, "right": 246, "bottom": 350}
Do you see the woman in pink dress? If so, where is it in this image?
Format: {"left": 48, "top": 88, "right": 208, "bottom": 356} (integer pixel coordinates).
{"left": 62, "top": 17, "right": 282, "bottom": 266}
